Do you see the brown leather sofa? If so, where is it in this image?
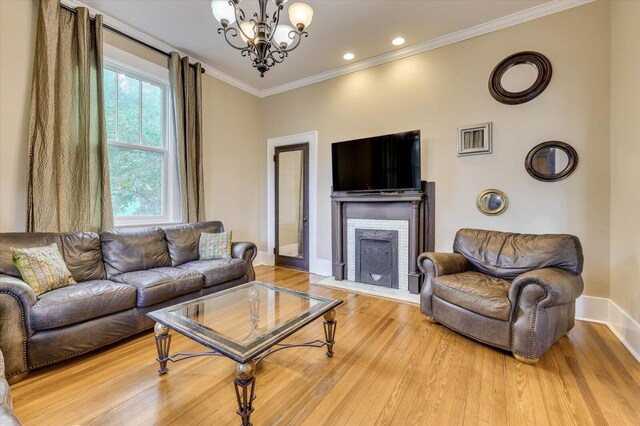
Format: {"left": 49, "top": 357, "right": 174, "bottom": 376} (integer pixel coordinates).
{"left": 0, "top": 221, "right": 257, "bottom": 383}
{"left": 418, "top": 228, "right": 584, "bottom": 363}
{"left": 0, "top": 349, "right": 21, "bottom": 425}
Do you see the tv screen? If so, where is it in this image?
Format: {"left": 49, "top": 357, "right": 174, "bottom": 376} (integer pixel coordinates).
{"left": 332, "top": 130, "right": 421, "bottom": 192}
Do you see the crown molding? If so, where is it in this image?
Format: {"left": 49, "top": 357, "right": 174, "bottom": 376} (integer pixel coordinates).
{"left": 62, "top": 0, "right": 593, "bottom": 99}
{"left": 260, "top": 0, "right": 595, "bottom": 97}
{"left": 60, "top": 0, "right": 262, "bottom": 97}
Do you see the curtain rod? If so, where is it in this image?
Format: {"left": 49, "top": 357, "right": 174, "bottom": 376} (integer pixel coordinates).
{"left": 60, "top": 3, "right": 206, "bottom": 74}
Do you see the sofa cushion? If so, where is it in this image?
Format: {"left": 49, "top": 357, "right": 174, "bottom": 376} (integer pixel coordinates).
{"left": 61, "top": 232, "right": 106, "bottom": 281}
{"left": 30, "top": 280, "right": 137, "bottom": 331}
{"left": 432, "top": 272, "right": 511, "bottom": 321}
{"left": 101, "top": 227, "right": 171, "bottom": 277}
{"left": 0, "top": 233, "right": 63, "bottom": 278}
{"left": 112, "top": 267, "right": 203, "bottom": 307}
{"left": 0, "top": 232, "right": 106, "bottom": 282}
{"left": 453, "top": 229, "right": 584, "bottom": 280}
{"left": 163, "top": 221, "right": 224, "bottom": 266}
{"left": 177, "top": 259, "right": 246, "bottom": 288}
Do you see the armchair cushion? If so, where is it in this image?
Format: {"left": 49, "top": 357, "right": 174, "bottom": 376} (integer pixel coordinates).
{"left": 432, "top": 272, "right": 511, "bottom": 321}
{"left": 453, "top": 229, "right": 584, "bottom": 280}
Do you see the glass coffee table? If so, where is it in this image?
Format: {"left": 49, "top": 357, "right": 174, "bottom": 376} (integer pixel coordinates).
{"left": 147, "top": 281, "right": 342, "bottom": 426}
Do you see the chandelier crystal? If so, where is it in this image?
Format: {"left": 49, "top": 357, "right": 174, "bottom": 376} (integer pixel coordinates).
{"left": 211, "top": 0, "right": 314, "bottom": 77}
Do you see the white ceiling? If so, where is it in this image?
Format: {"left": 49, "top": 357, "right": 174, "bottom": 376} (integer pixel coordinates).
{"left": 80, "top": 0, "right": 576, "bottom": 95}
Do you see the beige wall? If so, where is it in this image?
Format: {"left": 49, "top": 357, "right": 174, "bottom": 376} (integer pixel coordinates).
{"left": 0, "top": 0, "right": 37, "bottom": 232}
{"left": 261, "top": 1, "right": 612, "bottom": 297}
{"left": 610, "top": 1, "right": 640, "bottom": 323}
{"left": 0, "top": 0, "right": 264, "bottom": 248}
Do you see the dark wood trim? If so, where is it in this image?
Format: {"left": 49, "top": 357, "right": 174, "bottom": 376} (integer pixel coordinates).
{"left": 274, "top": 143, "right": 309, "bottom": 271}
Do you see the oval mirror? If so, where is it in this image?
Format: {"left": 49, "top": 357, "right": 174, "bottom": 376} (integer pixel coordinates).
{"left": 525, "top": 141, "right": 578, "bottom": 182}
{"left": 476, "top": 189, "right": 509, "bottom": 216}
{"left": 489, "top": 51, "right": 552, "bottom": 105}
{"left": 500, "top": 63, "right": 539, "bottom": 93}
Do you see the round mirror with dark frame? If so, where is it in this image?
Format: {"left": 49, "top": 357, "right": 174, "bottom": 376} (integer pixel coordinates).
{"left": 489, "top": 51, "right": 552, "bottom": 105}
{"left": 525, "top": 141, "right": 578, "bottom": 182}
{"left": 476, "top": 189, "right": 509, "bottom": 216}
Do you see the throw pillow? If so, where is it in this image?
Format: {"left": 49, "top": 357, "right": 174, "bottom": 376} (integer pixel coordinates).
{"left": 11, "top": 243, "right": 76, "bottom": 296}
{"left": 199, "top": 231, "right": 232, "bottom": 260}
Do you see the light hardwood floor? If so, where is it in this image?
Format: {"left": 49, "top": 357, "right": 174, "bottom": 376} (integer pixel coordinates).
{"left": 11, "top": 266, "right": 640, "bottom": 425}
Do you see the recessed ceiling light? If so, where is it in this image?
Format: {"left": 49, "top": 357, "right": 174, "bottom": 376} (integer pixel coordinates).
{"left": 343, "top": 52, "right": 355, "bottom": 61}
{"left": 392, "top": 37, "right": 405, "bottom": 46}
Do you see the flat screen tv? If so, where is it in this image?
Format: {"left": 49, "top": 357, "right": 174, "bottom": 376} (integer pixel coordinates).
{"left": 331, "top": 130, "right": 421, "bottom": 192}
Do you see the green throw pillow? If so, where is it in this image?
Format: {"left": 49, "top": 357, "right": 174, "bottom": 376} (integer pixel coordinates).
{"left": 199, "top": 231, "right": 232, "bottom": 260}
{"left": 11, "top": 243, "right": 76, "bottom": 296}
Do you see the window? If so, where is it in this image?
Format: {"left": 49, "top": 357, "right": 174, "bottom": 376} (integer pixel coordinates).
{"left": 103, "top": 55, "right": 180, "bottom": 226}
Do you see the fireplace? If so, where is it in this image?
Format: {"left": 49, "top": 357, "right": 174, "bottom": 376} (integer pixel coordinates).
{"left": 355, "top": 229, "right": 399, "bottom": 289}
{"left": 331, "top": 182, "right": 435, "bottom": 294}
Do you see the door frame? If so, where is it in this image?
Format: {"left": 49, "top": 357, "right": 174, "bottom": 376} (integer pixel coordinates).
{"left": 274, "top": 143, "right": 309, "bottom": 271}
{"left": 267, "top": 131, "right": 319, "bottom": 273}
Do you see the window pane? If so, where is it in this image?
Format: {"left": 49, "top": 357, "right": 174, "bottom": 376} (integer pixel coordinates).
{"left": 142, "top": 82, "right": 163, "bottom": 147}
{"left": 108, "top": 145, "right": 163, "bottom": 217}
{"left": 117, "top": 74, "right": 140, "bottom": 144}
{"left": 104, "top": 68, "right": 117, "bottom": 140}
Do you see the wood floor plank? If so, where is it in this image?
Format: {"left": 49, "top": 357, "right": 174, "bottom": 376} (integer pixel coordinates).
{"left": 10, "top": 266, "right": 640, "bottom": 425}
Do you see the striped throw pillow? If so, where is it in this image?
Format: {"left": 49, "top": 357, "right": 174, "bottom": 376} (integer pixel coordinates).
{"left": 199, "top": 231, "right": 232, "bottom": 260}
{"left": 11, "top": 243, "right": 76, "bottom": 296}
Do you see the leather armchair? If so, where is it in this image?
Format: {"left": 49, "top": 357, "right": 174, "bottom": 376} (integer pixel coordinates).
{"left": 418, "top": 229, "right": 584, "bottom": 363}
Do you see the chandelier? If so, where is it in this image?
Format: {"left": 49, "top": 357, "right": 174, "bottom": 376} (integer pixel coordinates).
{"left": 211, "top": 0, "right": 314, "bottom": 77}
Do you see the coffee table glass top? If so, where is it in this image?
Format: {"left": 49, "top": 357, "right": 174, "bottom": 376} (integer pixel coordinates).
{"left": 148, "top": 281, "right": 342, "bottom": 363}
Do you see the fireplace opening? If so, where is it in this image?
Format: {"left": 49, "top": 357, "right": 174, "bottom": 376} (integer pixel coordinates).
{"left": 355, "top": 229, "right": 399, "bottom": 289}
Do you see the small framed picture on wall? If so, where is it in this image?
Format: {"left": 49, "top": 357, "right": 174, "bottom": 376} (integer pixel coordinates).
{"left": 457, "top": 122, "right": 492, "bottom": 156}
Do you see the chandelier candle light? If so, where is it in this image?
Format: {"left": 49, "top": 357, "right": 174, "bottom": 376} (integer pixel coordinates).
{"left": 211, "top": 0, "right": 314, "bottom": 77}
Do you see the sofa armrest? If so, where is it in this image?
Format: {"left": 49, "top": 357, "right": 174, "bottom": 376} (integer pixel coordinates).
{"left": 231, "top": 242, "right": 257, "bottom": 282}
{"left": 0, "top": 274, "right": 36, "bottom": 382}
{"left": 417, "top": 252, "right": 468, "bottom": 318}
{"left": 0, "top": 275, "right": 37, "bottom": 310}
{"left": 417, "top": 252, "right": 468, "bottom": 276}
{"left": 508, "top": 268, "right": 584, "bottom": 360}
{"left": 508, "top": 268, "right": 584, "bottom": 309}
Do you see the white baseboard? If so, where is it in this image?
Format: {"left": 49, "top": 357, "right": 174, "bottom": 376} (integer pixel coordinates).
{"left": 255, "top": 251, "right": 271, "bottom": 266}
{"left": 576, "top": 295, "right": 640, "bottom": 362}
{"left": 313, "top": 258, "right": 333, "bottom": 277}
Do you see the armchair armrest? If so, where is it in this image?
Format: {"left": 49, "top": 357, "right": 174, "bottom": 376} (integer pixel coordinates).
{"left": 508, "top": 268, "right": 584, "bottom": 308}
{"left": 417, "top": 252, "right": 468, "bottom": 319}
{"left": 508, "top": 268, "right": 584, "bottom": 361}
{"left": 0, "top": 274, "right": 36, "bottom": 382}
{"left": 417, "top": 252, "right": 468, "bottom": 276}
{"left": 231, "top": 242, "right": 258, "bottom": 281}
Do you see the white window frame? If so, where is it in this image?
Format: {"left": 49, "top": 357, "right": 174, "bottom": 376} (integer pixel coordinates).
{"left": 104, "top": 44, "right": 181, "bottom": 227}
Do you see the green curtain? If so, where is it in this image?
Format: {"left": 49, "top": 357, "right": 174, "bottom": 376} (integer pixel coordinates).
{"left": 168, "top": 52, "right": 206, "bottom": 223}
{"left": 27, "top": 0, "right": 113, "bottom": 233}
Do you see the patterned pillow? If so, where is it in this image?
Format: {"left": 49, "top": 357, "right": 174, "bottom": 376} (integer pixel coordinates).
{"left": 11, "top": 243, "right": 76, "bottom": 296}
{"left": 199, "top": 231, "right": 232, "bottom": 260}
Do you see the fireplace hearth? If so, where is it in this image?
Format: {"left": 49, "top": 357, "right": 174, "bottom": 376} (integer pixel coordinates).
{"left": 355, "top": 229, "right": 399, "bottom": 289}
